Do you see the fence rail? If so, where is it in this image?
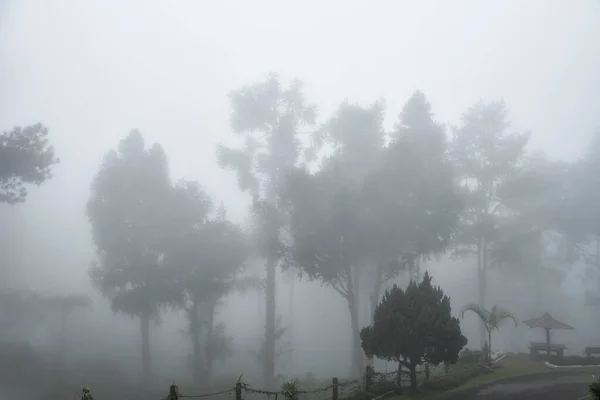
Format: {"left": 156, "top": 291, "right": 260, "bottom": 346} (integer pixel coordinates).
{"left": 78, "top": 365, "right": 426, "bottom": 400}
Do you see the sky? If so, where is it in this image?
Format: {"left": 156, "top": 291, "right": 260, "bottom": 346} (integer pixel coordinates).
{"left": 1, "top": 0, "right": 600, "bottom": 377}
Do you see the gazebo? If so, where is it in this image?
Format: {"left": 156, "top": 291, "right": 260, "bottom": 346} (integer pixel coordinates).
{"left": 523, "top": 312, "right": 575, "bottom": 356}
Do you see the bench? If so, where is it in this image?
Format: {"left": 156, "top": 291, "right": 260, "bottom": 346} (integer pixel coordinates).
{"left": 529, "top": 342, "right": 566, "bottom": 357}
{"left": 585, "top": 346, "right": 600, "bottom": 357}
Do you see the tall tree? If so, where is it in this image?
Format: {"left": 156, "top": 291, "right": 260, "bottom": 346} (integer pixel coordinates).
{"left": 562, "top": 131, "right": 600, "bottom": 295}
{"left": 364, "top": 91, "right": 457, "bottom": 320}
{"left": 216, "top": 74, "right": 316, "bottom": 386}
{"left": 283, "top": 94, "right": 461, "bottom": 377}
{"left": 450, "top": 101, "right": 529, "bottom": 348}
{"left": 489, "top": 154, "right": 573, "bottom": 308}
{"left": 0, "top": 123, "right": 59, "bottom": 204}
{"left": 167, "top": 182, "right": 251, "bottom": 386}
{"left": 87, "top": 130, "right": 178, "bottom": 384}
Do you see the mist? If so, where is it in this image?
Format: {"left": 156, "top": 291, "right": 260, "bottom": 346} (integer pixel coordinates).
{"left": 1, "top": 1, "right": 600, "bottom": 399}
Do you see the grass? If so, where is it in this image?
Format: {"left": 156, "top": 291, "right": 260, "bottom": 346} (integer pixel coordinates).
{"left": 393, "top": 353, "right": 600, "bottom": 400}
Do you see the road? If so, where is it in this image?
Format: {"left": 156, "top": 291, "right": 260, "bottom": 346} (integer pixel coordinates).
{"left": 444, "top": 372, "right": 596, "bottom": 400}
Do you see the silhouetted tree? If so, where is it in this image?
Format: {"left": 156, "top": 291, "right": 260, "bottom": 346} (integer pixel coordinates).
{"left": 167, "top": 183, "right": 251, "bottom": 385}
{"left": 87, "top": 130, "right": 178, "bottom": 384}
{"left": 450, "top": 101, "right": 529, "bottom": 347}
{"left": 560, "top": 130, "right": 600, "bottom": 302}
{"left": 0, "top": 123, "right": 59, "bottom": 204}
{"left": 216, "top": 74, "right": 316, "bottom": 386}
{"left": 283, "top": 95, "right": 461, "bottom": 377}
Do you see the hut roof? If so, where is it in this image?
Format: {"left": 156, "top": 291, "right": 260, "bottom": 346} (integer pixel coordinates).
{"left": 523, "top": 312, "right": 575, "bottom": 330}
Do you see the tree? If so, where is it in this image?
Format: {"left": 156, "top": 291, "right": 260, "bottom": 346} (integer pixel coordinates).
{"left": 166, "top": 183, "right": 251, "bottom": 385}
{"left": 216, "top": 74, "right": 316, "bottom": 386}
{"left": 489, "top": 154, "right": 574, "bottom": 308}
{"left": 283, "top": 94, "right": 461, "bottom": 377}
{"left": 87, "top": 130, "right": 178, "bottom": 384}
{"left": 363, "top": 92, "right": 460, "bottom": 319}
{"left": 450, "top": 100, "right": 529, "bottom": 348}
{"left": 559, "top": 130, "right": 600, "bottom": 303}
{"left": 460, "top": 303, "right": 517, "bottom": 363}
{"left": 0, "top": 123, "right": 59, "bottom": 204}
{"left": 360, "top": 272, "right": 467, "bottom": 391}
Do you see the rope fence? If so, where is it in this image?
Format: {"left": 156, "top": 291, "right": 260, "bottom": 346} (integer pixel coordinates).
{"left": 78, "top": 365, "right": 426, "bottom": 400}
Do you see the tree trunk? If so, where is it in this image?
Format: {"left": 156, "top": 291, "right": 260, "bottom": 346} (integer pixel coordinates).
{"left": 345, "top": 265, "right": 365, "bottom": 377}
{"left": 263, "top": 256, "right": 276, "bottom": 387}
{"left": 189, "top": 294, "right": 202, "bottom": 385}
{"left": 409, "top": 364, "right": 418, "bottom": 390}
{"left": 366, "top": 262, "right": 384, "bottom": 369}
{"left": 477, "top": 238, "right": 487, "bottom": 349}
{"left": 140, "top": 311, "right": 152, "bottom": 384}
{"left": 488, "top": 330, "right": 492, "bottom": 363}
{"left": 205, "top": 299, "right": 216, "bottom": 386}
{"left": 288, "top": 277, "right": 294, "bottom": 364}
{"left": 396, "top": 362, "right": 403, "bottom": 394}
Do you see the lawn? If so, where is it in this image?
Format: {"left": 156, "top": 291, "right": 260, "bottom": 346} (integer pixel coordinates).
{"left": 395, "top": 353, "right": 600, "bottom": 400}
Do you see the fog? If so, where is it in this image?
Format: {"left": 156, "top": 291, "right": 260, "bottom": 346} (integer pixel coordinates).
{"left": 1, "top": 1, "right": 600, "bottom": 399}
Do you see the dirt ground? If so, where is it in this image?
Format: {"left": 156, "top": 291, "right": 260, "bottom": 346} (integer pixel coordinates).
{"left": 443, "top": 371, "right": 596, "bottom": 399}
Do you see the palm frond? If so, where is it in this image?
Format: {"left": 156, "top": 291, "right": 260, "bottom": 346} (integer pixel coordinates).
{"left": 490, "top": 305, "right": 518, "bottom": 328}
{"left": 461, "top": 303, "right": 490, "bottom": 323}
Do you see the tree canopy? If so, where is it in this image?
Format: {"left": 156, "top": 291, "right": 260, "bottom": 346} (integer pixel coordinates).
{"left": 216, "top": 74, "right": 317, "bottom": 386}
{"left": 87, "top": 130, "right": 179, "bottom": 383}
{"left": 282, "top": 92, "right": 462, "bottom": 377}
{"left": 0, "top": 123, "right": 59, "bottom": 204}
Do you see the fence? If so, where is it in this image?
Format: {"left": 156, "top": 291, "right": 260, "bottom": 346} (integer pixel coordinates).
{"left": 77, "top": 365, "right": 423, "bottom": 400}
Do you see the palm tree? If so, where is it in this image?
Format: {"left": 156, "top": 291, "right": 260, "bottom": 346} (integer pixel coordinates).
{"left": 461, "top": 303, "right": 518, "bottom": 362}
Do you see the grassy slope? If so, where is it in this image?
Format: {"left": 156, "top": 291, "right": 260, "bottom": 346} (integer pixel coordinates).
{"left": 398, "top": 354, "right": 599, "bottom": 400}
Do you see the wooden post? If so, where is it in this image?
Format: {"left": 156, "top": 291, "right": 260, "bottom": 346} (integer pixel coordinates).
{"left": 235, "top": 381, "right": 242, "bottom": 400}
{"left": 332, "top": 377, "right": 338, "bottom": 400}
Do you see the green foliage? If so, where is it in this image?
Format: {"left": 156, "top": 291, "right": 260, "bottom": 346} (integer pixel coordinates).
{"left": 87, "top": 130, "right": 177, "bottom": 318}
{"left": 167, "top": 181, "right": 250, "bottom": 305}
{"left": 360, "top": 272, "right": 467, "bottom": 388}
{"left": 460, "top": 303, "right": 517, "bottom": 361}
{"left": 450, "top": 100, "right": 530, "bottom": 257}
{"left": 217, "top": 74, "right": 317, "bottom": 383}
{"left": 590, "top": 375, "right": 600, "bottom": 400}
{"left": 0, "top": 123, "right": 59, "bottom": 203}
{"left": 283, "top": 93, "right": 462, "bottom": 377}
{"left": 281, "top": 379, "right": 300, "bottom": 400}
{"left": 284, "top": 92, "right": 462, "bottom": 290}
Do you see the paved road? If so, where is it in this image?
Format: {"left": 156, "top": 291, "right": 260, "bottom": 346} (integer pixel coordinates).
{"left": 444, "top": 372, "right": 595, "bottom": 400}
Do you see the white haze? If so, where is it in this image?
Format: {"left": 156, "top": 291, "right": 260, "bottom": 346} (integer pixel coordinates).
{"left": 1, "top": 0, "right": 600, "bottom": 382}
